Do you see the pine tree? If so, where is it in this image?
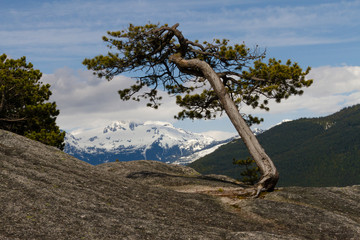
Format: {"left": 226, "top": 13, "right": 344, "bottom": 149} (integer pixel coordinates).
{"left": 233, "top": 157, "right": 260, "bottom": 185}
{"left": 83, "top": 23, "right": 312, "bottom": 194}
{"left": 0, "top": 54, "right": 65, "bottom": 150}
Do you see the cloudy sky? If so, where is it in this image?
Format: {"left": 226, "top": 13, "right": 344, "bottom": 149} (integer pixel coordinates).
{"left": 2, "top": 0, "right": 360, "bottom": 139}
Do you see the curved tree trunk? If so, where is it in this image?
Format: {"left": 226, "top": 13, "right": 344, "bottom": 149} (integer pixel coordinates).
{"left": 170, "top": 54, "right": 279, "bottom": 194}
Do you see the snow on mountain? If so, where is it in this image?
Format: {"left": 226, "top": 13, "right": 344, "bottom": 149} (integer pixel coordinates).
{"left": 173, "top": 142, "right": 229, "bottom": 165}
{"left": 64, "top": 120, "right": 228, "bottom": 165}
{"left": 173, "top": 127, "right": 266, "bottom": 165}
{"left": 199, "top": 130, "right": 237, "bottom": 141}
{"left": 63, "top": 120, "right": 275, "bottom": 165}
{"left": 252, "top": 128, "right": 265, "bottom": 135}
{"left": 270, "top": 119, "right": 293, "bottom": 128}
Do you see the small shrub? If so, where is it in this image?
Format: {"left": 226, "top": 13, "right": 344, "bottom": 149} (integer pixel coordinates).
{"left": 233, "top": 157, "right": 260, "bottom": 185}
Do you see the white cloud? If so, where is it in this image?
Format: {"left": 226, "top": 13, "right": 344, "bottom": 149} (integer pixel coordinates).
{"left": 245, "top": 65, "right": 360, "bottom": 118}
{"left": 42, "top": 65, "right": 360, "bottom": 134}
{"left": 181, "top": 1, "right": 360, "bottom": 47}
{"left": 289, "top": 65, "right": 360, "bottom": 114}
{"left": 41, "top": 68, "right": 182, "bottom": 131}
{"left": 307, "top": 66, "right": 360, "bottom": 96}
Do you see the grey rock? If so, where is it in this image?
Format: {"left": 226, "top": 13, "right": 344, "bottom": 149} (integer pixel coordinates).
{"left": 0, "top": 130, "right": 359, "bottom": 239}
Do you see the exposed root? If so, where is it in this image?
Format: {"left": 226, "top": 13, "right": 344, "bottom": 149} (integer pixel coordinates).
{"left": 174, "top": 185, "right": 264, "bottom": 199}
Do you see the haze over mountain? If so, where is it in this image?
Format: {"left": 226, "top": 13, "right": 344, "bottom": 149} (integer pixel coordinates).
{"left": 189, "top": 104, "right": 360, "bottom": 187}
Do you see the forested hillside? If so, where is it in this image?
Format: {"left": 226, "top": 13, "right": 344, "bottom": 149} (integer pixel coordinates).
{"left": 189, "top": 104, "right": 360, "bottom": 187}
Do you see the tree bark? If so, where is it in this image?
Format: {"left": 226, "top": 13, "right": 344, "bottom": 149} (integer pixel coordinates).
{"left": 169, "top": 54, "right": 279, "bottom": 194}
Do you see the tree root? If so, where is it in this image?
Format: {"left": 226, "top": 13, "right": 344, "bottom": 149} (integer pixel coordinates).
{"left": 189, "top": 185, "right": 266, "bottom": 199}
{"left": 190, "top": 175, "right": 278, "bottom": 199}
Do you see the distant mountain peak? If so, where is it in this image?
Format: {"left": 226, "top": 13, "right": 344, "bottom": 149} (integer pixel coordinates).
{"left": 64, "top": 120, "right": 228, "bottom": 165}
{"left": 252, "top": 128, "right": 265, "bottom": 135}
{"left": 103, "top": 120, "right": 141, "bottom": 133}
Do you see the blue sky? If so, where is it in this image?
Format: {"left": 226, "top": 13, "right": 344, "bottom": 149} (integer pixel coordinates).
{"left": 2, "top": 0, "right": 360, "bottom": 139}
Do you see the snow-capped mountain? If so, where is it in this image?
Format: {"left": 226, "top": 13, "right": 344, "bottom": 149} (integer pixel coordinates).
{"left": 173, "top": 142, "right": 229, "bottom": 165}
{"left": 64, "top": 120, "right": 232, "bottom": 165}
{"left": 173, "top": 127, "right": 265, "bottom": 165}
{"left": 252, "top": 128, "right": 265, "bottom": 135}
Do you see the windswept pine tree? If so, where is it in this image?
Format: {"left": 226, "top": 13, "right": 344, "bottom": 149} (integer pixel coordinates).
{"left": 83, "top": 23, "right": 312, "bottom": 195}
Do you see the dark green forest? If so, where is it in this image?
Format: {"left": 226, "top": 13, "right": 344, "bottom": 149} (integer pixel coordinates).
{"left": 189, "top": 104, "right": 360, "bottom": 187}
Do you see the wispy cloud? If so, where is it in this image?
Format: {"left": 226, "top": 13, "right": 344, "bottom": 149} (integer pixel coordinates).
{"left": 247, "top": 65, "right": 360, "bottom": 116}
{"left": 2, "top": 0, "right": 360, "bottom": 50}
{"left": 200, "top": 1, "right": 360, "bottom": 46}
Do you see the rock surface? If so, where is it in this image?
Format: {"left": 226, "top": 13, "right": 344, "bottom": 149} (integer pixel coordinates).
{"left": 1, "top": 129, "right": 359, "bottom": 239}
